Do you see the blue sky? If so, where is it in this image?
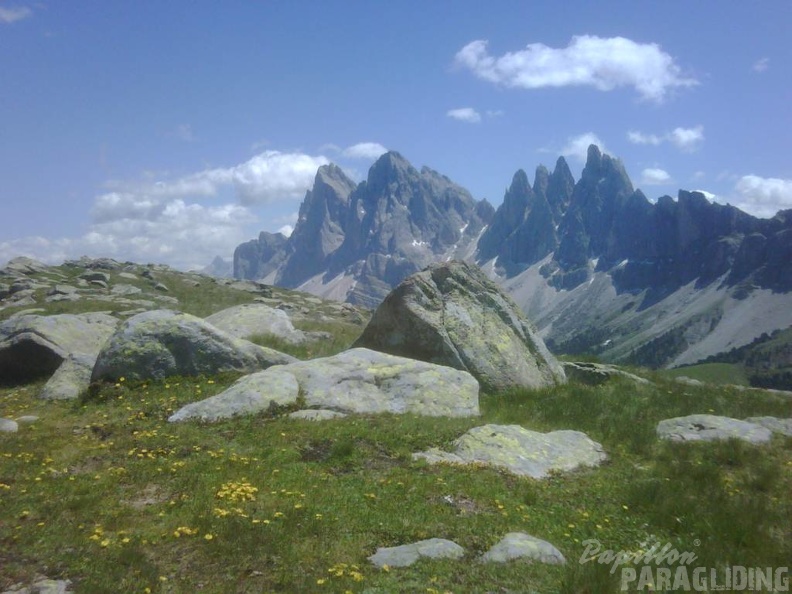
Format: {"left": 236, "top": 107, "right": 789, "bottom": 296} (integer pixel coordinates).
{"left": 1, "top": 1, "right": 790, "bottom": 270}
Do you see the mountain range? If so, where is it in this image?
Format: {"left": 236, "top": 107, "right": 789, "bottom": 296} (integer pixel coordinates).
{"left": 234, "top": 146, "right": 792, "bottom": 369}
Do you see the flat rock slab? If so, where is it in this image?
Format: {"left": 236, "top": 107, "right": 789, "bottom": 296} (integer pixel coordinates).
{"left": 562, "top": 361, "right": 650, "bottom": 386}
{"left": 169, "top": 348, "right": 479, "bottom": 421}
{"left": 656, "top": 414, "right": 773, "bottom": 444}
{"left": 288, "top": 409, "right": 348, "bottom": 421}
{"left": 354, "top": 261, "right": 566, "bottom": 393}
{"left": 413, "top": 424, "right": 607, "bottom": 479}
{"left": 744, "top": 416, "right": 792, "bottom": 437}
{"left": 168, "top": 367, "right": 299, "bottom": 422}
{"left": 92, "top": 309, "right": 296, "bottom": 383}
{"left": 205, "top": 303, "right": 307, "bottom": 344}
{"left": 0, "top": 418, "right": 19, "bottom": 433}
{"left": 479, "top": 532, "right": 565, "bottom": 564}
{"left": 39, "top": 354, "right": 95, "bottom": 400}
{"left": 368, "top": 538, "right": 465, "bottom": 568}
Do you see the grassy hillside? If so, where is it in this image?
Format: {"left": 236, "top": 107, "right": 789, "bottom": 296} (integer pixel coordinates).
{"left": 2, "top": 374, "right": 789, "bottom": 593}
{"left": 658, "top": 362, "right": 750, "bottom": 386}
{"left": 2, "top": 260, "right": 790, "bottom": 592}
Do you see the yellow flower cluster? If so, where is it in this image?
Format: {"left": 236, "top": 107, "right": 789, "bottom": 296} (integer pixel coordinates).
{"left": 173, "top": 526, "right": 198, "bottom": 538}
{"left": 216, "top": 479, "right": 259, "bottom": 502}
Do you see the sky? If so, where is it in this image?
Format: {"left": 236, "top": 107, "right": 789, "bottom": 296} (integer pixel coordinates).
{"left": 1, "top": 1, "right": 790, "bottom": 271}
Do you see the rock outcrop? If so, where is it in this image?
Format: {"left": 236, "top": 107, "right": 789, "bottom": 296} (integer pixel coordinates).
{"left": 413, "top": 424, "right": 607, "bottom": 479}
{"left": 169, "top": 348, "right": 480, "bottom": 421}
{"left": 91, "top": 310, "right": 295, "bottom": 383}
{"left": 354, "top": 261, "right": 565, "bottom": 392}
{"left": 0, "top": 313, "right": 118, "bottom": 399}
{"left": 479, "top": 533, "right": 566, "bottom": 565}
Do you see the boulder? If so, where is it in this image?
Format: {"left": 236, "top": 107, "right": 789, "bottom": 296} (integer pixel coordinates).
{"left": 110, "top": 284, "right": 143, "bottom": 296}
{"left": 368, "top": 538, "right": 465, "bottom": 568}
{"left": 91, "top": 310, "right": 296, "bottom": 383}
{"left": 0, "top": 313, "right": 118, "bottom": 385}
{"left": 168, "top": 367, "right": 299, "bottom": 422}
{"left": 79, "top": 271, "right": 110, "bottom": 283}
{"left": 0, "top": 256, "right": 49, "bottom": 276}
{"left": 2, "top": 576, "right": 73, "bottom": 593}
{"left": 354, "top": 261, "right": 565, "bottom": 392}
{"left": 205, "top": 303, "right": 307, "bottom": 344}
{"left": 479, "top": 533, "right": 566, "bottom": 565}
{"left": 744, "top": 416, "right": 792, "bottom": 437}
{"left": 39, "top": 354, "right": 95, "bottom": 400}
{"left": 413, "top": 424, "right": 607, "bottom": 479}
{"left": 169, "top": 348, "right": 479, "bottom": 421}
{"left": 656, "top": 414, "right": 773, "bottom": 444}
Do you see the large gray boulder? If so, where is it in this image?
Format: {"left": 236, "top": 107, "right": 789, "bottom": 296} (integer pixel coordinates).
{"left": 205, "top": 303, "right": 306, "bottom": 344}
{"left": 744, "top": 416, "right": 792, "bottom": 437}
{"left": 413, "top": 424, "right": 607, "bottom": 479}
{"left": 656, "top": 414, "right": 773, "bottom": 444}
{"left": 91, "top": 309, "right": 296, "bottom": 383}
{"left": 169, "top": 347, "right": 479, "bottom": 421}
{"left": 368, "top": 538, "right": 465, "bottom": 568}
{"left": 168, "top": 367, "right": 299, "bottom": 422}
{"left": 0, "top": 312, "right": 118, "bottom": 385}
{"left": 479, "top": 533, "right": 566, "bottom": 565}
{"left": 354, "top": 261, "right": 565, "bottom": 392}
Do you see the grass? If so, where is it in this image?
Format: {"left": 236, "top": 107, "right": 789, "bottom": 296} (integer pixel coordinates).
{"left": 1, "top": 373, "right": 789, "bottom": 593}
{"left": 248, "top": 319, "right": 366, "bottom": 360}
{"left": 658, "top": 362, "right": 750, "bottom": 387}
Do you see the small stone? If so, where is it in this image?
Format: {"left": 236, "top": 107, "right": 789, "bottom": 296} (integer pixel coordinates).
{"left": 368, "top": 538, "right": 465, "bottom": 568}
{"left": 479, "top": 533, "right": 565, "bottom": 565}
{"left": 0, "top": 418, "right": 19, "bottom": 432}
{"left": 288, "top": 409, "right": 347, "bottom": 421}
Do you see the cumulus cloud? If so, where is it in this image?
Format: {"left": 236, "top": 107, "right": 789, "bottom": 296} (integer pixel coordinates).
{"left": 0, "top": 5, "right": 32, "bottom": 24}
{"left": 455, "top": 35, "right": 697, "bottom": 102}
{"left": 627, "top": 125, "right": 704, "bottom": 151}
{"left": 753, "top": 57, "right": 770, "bottom": 73}
{"left": 277, "top": 225, "right": 294, "bottom": 238}
{"left": 447, "top": 107, "right": 482, "bottom": 123}
{"left": 342, "top": 142, "right": 388, "bottom": 160}
{"left": 732, "top": 175, "right": 792, "bottom": 218}
{"left": 561, "top": 132, "right": 607, "bottom": 162}
{"left": 641, "top": 168, "right": 672, "bottom": 185}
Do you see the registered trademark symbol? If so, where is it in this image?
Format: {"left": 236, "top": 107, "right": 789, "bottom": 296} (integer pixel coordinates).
{"left": 693, "top": 539, "right": 700, "bottom": 547}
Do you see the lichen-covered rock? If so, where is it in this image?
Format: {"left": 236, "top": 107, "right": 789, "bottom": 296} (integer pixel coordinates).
{"left": 479, "top": 533, "right": 566, "bottom": 564}
{"left": 744, "top": 416, "right": 792, "bottom": 437}
{"left": 39, "top": 354, "right": 95, "bottom": 400}
{"left": 287, "top": 348, "right": 479, "bottom": 416}
{"left": 368, "top": 538, "right": 465, "bottom": 568}
{"left": 413, "top": 424, "right": 606, "bottom": 479}
{"left": 656, "top": 414, "right": 773, "bottom": 444}
{"left": 168, "top": 367, "right": 299, "bottom": 422}
{"left": 2, "top": 576, "right": 73, "bottom": 593}
{"left": 205, "top": 303, "right": 307, "bottom": 344}
{"left": 91, "top": 309, "right": 296, "bottom": 383}
{"left": 169, "top": 348, "right": 479, "bottom": 421}
{"left": 354, "top": 260, "right": 565, "bottom": 392}
{"left": 0, "top": 312, "right": 118, "bottom": 384}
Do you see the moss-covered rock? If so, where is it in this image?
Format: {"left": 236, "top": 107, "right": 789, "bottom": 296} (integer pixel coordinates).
{"left": 413, "top": 424, "right": 606, "bottom": 479}
{"left": 354, "top": 261, "right": 565, "bottom": 392}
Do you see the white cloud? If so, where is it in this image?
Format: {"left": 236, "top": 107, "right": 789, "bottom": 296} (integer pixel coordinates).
{"left": 669, "top": 126, "right": 704, "bottom": 150}
{"left": 172, "top": 124, "right": 195, "bottom": 142}
{"left": 485, "top": 109, "right": 504, "bottom": 118}
{"left": 641, "top": 168, "right": 672, "bottom": 185}
{"left": 627, "top": 131, "right": 663, "bottom": 145}
{"left": 693, "top": 190, "right": 716, "bottom": 201}
{"left": 627, "top": 125, "right": 704, "bottom": 151}
{"left": 455, "top": 35, "right": 697, "bottom": 102}
{"left": 342, "top": 142, "right": 388, "bottom": 160}
{"left": 277, "top": 225, "right": 294, "bottom": 238}
{"left": 447, "top": 107, "right": 482, "bottom": 123}
{"left": 732, "top": 175, "right": 792, "bottom": 218}
{"left": 561, "top": 132, "right": 606, "bottom": 162}
{"left": 753, "top": 57, "right": 770, "bottom": 73}
{"left": 0, "top": 5, "right": 32, "bottom": 24}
